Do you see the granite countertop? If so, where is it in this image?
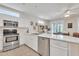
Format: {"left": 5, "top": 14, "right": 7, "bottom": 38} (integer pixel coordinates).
{"left": 38, "top": 33, "right": 79, "bottom": 44}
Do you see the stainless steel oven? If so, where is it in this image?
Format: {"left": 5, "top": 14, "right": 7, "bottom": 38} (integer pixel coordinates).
{"left": 3, "top": 20, "right": 18, "bottom": 27}
{"left": 3, "top": 29, "right": 17, "bottom": 35}
{"left": 3, "top": 31, "right": 19, "bottom": 51}
{"left": 5, "top": 35, "right": 18, "bottom": 43}
{"left": 3, "top": 28, "right": 19, "bottom": 51}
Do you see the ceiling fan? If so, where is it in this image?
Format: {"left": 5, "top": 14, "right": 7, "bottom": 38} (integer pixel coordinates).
{"left": 64, "top": 5, "right": 79, "bottom": 17}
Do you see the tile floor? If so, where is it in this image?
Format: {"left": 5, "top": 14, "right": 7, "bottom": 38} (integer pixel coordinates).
{"left": 0, "top": 45, "right": 39, "bottom": 56}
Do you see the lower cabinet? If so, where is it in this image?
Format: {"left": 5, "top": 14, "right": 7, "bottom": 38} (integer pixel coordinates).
{"left": 69, "top": 43, "right": 79, "bottom": 56}
{"left": 30, "top": 35, "right": 38, "bottom": 51}
{"left": 25, "top": 35, "right": 79, "bottom": 56}
{"left": 50, "top": 39, "right": 79, "bottom": 56}
{"left": 50, "top": 39, "right": 68, "bottom": 56}
{"left": 25, "top": 34, "right": 38, "bottom": 51}
{"left": 50, "top": 45, "right": 67, "bottom": 56}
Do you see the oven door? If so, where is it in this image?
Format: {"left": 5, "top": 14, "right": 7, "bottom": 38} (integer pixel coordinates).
{"left": 3, "top": 36, "right": 19, "bottom": 51}
{"left": 5, "top": 36, "right": 18, "bottom": 43}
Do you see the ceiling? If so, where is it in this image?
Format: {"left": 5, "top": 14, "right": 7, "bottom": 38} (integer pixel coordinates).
{"left": 1, "top": 3, "right": 79, "bottom": 20}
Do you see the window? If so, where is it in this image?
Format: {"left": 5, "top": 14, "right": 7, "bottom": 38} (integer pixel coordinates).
{"left": 0, "top": 8, "right": 20, "bottom": 17}
{"left": 52, "top": 23, "right": 63, "bottom": 33}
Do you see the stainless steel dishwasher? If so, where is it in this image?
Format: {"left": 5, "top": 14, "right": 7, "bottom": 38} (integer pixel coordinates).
{"left": 38, "top": 36, "right": 50, "bottom": 56}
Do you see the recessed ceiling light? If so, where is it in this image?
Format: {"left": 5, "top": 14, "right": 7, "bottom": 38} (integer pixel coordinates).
{"left": 64, "top": 14, "right": 70, "bottom": 17}
{"left": 38, "top": 20, "right": 44, "bottom": 25}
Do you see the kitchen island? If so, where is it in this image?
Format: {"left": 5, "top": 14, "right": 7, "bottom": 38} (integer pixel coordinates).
{"left": 38, "top": 33, "right": 79, "bottom": 56}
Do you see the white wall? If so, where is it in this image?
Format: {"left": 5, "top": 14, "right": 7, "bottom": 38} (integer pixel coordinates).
{"left": 64, "top": 16, "right": 78, "bottom": 36}
{"left": 49, "top": 15, "right": 79, "bottom": 36}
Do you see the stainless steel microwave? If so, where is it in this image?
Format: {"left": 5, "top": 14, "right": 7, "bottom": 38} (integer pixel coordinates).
{"left": 3, "top": 20, "right": 18, "bottom": 27}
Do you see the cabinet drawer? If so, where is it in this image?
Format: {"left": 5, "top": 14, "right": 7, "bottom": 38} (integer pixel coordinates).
{"left": 50, "top": 39, "right": 68, "bottom": 48}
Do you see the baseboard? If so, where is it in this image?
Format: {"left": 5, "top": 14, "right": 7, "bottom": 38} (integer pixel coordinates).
{"left": 24, "top": 44, "right": 42, "bottom": 56}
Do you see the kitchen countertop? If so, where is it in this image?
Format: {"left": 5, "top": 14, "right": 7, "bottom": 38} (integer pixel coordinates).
{"left": 38, "top": 33, "right": 79, "bottom": 44}
{"left": 26, "top": 32, "right": 43, "bottom": 36}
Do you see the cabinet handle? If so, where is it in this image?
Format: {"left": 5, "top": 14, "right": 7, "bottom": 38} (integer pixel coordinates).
{"left": 51, "top": 44, "right": 67, "bottom": 50}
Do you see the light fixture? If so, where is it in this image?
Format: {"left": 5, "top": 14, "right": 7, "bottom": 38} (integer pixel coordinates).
{"left": 66, "top": 11, "right": 70, "bottom": 14}
{"left": 64, "top": 10, "right": 70, "bottom": 17}
{"left": 64, "top": 14, "right": 70, "bottom": 17}
{"left": 38, "top": 20, "right": 44, "bottom": 25}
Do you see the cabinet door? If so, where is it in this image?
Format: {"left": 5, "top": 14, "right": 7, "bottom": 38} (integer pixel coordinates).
{"left": 50, "top": 39, "right": 68, "bottom": 56}
{"left": 25, "top": 34, "right": 33, "bottom": 48}
{"left": 50, "top": 45, "right": 67, "bottom": 56}
{"left": 25, "top": 34, "right": 38, "bottom": 51}
{"left": 0, "top": 36, "right": 3, "bottom": 51}
{"left": 0, "top": 20, "right": 3, "bottom": 26}
{"left": 18, "top": 29, "right": 27, "bottom": 45}
{"left": 30, "top": 35, "right": 38, "bottom": 51}
{"left": 69, "top": 43, "right": 79, "bottom": 56}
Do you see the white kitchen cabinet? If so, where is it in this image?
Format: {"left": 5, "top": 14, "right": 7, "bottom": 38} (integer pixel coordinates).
{"left": 0, "top": 20, "right": 3, "bottom": 27}
{"left": 69, "top": 43, "right": 79, "bottom": 56}
{"left": 50, "top": 39, "right": 68, "bottom": 56}
{"left": 25, "top": 34, "right": 38, "bottom": 51}
{"left": 25, "top": 34, "right": 31, "bottom": 47}
{"left": 30, "top": 35, "right": 38, "bottom": 51}
{"left": 50, "top": 45, "right": 67, "bottom": 56}
{"left": 0, "top": 35, "right": 3, "bottom": 51}
{"left": 18, "top": 29, "right": 26, "bottom": 45}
